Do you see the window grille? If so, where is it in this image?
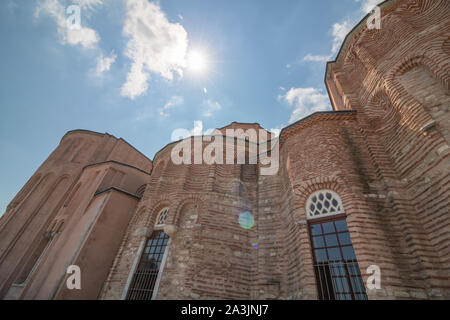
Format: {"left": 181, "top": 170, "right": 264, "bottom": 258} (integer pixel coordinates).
{"left": 155, "top": 208, "right": 169, "bottom": 226}
{"left": 306, "top": 190, "right": 344, "bottom": 220}
{"left": 126, "top": 231, "right": 169, "bottom": 300}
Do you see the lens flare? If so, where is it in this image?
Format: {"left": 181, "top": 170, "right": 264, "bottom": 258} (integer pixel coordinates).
{"left": 238, "top": 211, "right": 254, "bottom": 230}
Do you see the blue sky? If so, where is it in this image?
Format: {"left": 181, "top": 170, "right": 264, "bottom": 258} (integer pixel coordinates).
{"left": 0, "top": 0, "right": 381, "bottom": 215}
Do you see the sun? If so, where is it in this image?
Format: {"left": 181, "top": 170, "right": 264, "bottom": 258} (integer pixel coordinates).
{"left": 187, "top": 49, "right": 208, "bottom": 74}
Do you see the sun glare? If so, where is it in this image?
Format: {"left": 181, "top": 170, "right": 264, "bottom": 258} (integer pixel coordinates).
{"left": 187, "top": 49, "right": 208, "bottom": 74}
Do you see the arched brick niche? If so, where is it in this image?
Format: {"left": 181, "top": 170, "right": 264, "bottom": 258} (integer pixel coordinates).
{"left": 144, "top": 198, "right": 172, "bottom": 229}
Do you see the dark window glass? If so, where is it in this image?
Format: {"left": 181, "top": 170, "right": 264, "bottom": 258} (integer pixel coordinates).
{"left": 335, "top": 219, "right": 348, "bottom": 232}
{"left": 338, "top": 232, "right": 351, "bottom": 245}
{"left": 327, "top": 248, "right": 342, "bottom": 261}
{"left": 322, "top": 222, "right": 335, "bottom": 234}
{"left": 309, "top": 218, "right": 367, "bottom": 300}
{"left": 126, "top": 231, "right": 169, "bottom": 300}
{"left": 312, "top": 236, "right": 325, "bottom": 248}
{"left": 310, "top": 224, "right": 322, "bottom": 235}
{"left": 342, "top": 246, "right": 356, "bottom": 261}
{"left": 330, "top": 263, "right": 346, "bottom": 276}
{"left": 315, "top": 249, "right": 328, "bottom": 263}
{"left": 325, "top": 234, "right": 338, "bottom": 246}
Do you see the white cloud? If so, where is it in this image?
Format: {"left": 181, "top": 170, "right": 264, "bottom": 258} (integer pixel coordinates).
{"left": 280, "top": 87, "right": 331, "bottom": 123}
{"left": 303, "top": 54, "right": 332, "bottom": 62}
{"left": 302, "top": 19, "right": 352, "bottom": 63}
{"left": 270, "top": 128, "right": 281, "bottom": 137}
{"left": 203, "top": 99, "right": 222, "bottom": 117}
{"left": 120, "top": 0, "right": 189, "bottom": 99}
{"left": 302, "top": 0, "right": 382, "bottom": 63}
{"left": 191, "top": 120, "right": 204, "bottom": 136}
{"left": 93, "top": 50, "right": 117, "bottom": 77}
{"left": 159, "top": 96, "right": 184, "bottom": 117}
{"left": 355, "top": 0, "right": 383, "bottom": 13}
{"left": 35, "top": 0, "right": 101, "bottom": 49}
{"left": 72, "top": 0, "right": 103, "bottom": 11}
{"left": 330, "top": 20, "right": 353, "bottom": 55}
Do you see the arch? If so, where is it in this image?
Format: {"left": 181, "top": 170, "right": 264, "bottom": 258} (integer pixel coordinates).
{"left": 129, "top": 205, "right": 149, "bottom": 230}
{"left": 388, "top": 54, "right": 450, "bottom": 141}
{"left": 135, "top": 184, "right": 147, "bottom": 198}
{"left": 389, "top": 53, "right": 447, "bottom": 90}
{"left": 292, "top": 175, "right": 353, "bottom": 223}
{"left": 294, "top": 175, "right": 348, "bottom": 205}
{"left": 306, "top": 190, "right": 345, "bottom": 220}
{"left": 155, "top": 207, "right": 169, "bottom": 227}
{"left": 383, "top": 54, "right": 446, "bottom": 134}
{"left": 172, "top": 195, "right": 206, "bottom": 227}
{"left": 144, "top": 198, "right": 172, "bottom": 228}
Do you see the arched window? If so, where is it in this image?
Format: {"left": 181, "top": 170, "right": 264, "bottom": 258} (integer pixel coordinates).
{"left": 306, "top": 190, "right": 367, "bottom": 300}
{"left": 126, "top": 230, "right": 170, "bottom": 300}
{"left": 306, "top": 190, "right": 344, "bottom": 220}
{"left": 155, "top": 207, "right": 169, "bottom": 227}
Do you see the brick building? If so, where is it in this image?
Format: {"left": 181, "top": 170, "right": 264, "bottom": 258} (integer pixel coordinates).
{"left": 0, "top": 0, "right": 448, "bottom": 300}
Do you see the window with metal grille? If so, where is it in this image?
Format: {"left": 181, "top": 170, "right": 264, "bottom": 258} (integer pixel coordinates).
{"left": 155, "top": 208, "right": 169, "bottom": 226}
{"left": 309, "top": 217, "right": 367, "bottom": 300}
{"left": 306, "top": 190, "right": 344, "bottom": 220}
{"left": 126, "top": 231, "right": 169, "bottom": 300}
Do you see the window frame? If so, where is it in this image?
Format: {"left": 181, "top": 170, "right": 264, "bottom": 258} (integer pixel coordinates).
{"left": 307, "top": 214, "right": 367, "bottom": 300}
{"left": 306, "top": 189, "right": 345, "bottom": 220}
{"left": 125, "top": 230, "right": 170, "bottom": 300}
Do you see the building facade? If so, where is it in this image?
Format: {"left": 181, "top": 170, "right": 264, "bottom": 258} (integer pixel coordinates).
{"left": 0, "top": 0, "right": 449, "bottom": 300}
